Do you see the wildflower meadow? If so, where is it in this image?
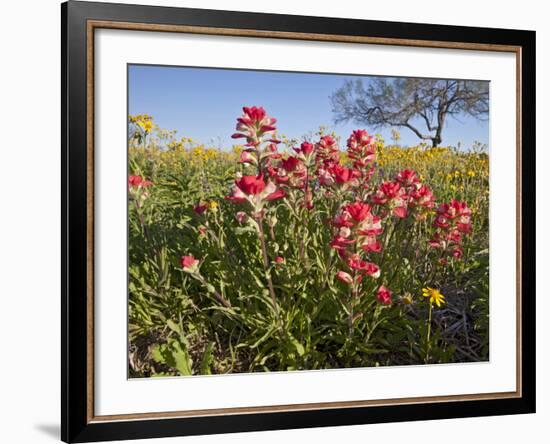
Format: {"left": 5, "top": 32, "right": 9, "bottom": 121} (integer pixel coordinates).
{"left": 127, "top": 105, "right": 489, "bottom": 378}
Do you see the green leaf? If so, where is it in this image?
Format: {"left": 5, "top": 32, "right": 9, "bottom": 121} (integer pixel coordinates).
{"left": 234, "top": 226, "right": 254, "bottom": 235}
{"left": 200, "top": 342, "right": 214, "bottom": 375}
{"left": 151, "top": 339, "right": 193, "bottom": 376}
{"left": 250, "top": 327, "right": 277, "bottom": 349}
{"left": 169, "top": 340, "right": 193, "bottom": 376}
{"left": 290, "top": 336, "right": 305, "bottom": 356}
{"left": 151, "top": 344, "right": 166, "bottom": 364}
{"left": 166, "top": 319, "right": 181, "bottom": 336}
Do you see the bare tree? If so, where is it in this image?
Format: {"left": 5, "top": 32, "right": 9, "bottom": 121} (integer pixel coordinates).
{"left": 331, "top": 78, "right": 489, "bottom": 147}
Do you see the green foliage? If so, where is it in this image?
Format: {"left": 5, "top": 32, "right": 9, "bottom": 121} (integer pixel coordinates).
{"left": 152, "top": 339, "right": 193, "bottom": 376}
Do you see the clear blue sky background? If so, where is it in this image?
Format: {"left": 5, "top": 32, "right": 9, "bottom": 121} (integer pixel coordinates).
{"left": 128, "top": 64, "right": 489, "bottom": 150}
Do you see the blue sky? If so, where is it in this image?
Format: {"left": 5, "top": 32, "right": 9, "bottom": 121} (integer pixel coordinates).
{"left": 128, "top": 65, "right": 489, "bottom": 150}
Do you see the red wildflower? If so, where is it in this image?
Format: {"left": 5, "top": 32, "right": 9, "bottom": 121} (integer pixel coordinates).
{"left": 236, "top": 175, "right": 266, "bottom": 195}
{"left": 318, "top": 167, "right": 335, "bottom": 186}
{"left": 434, "top": 214, "right": 450, "bottom": 229}
{"left": 129, "top": 175, "right": 142, "bottom": 188}
{"left": 336, "top": 271, "right": 353, "bottom": 285}
{"left": 235, "top": 211, "right": 248, "bottom": 223}
{"left": 346, "top": 254, "right": 379, "bottom": 277}
{"left": 437, "top": 199, "right": 472, "bottom": 220}
{"left": 393, "top": 206, "right": 408, "bottom": 218}
{"left": 356, "top": 214, "right": 383, "bottom": 236}
{"left": 128, "top": 175, "right": 152, "bottom": 189}
{"left": 429, "top": 231, "right": 443, "bottom": 248}
{"left": 330, "top": 236, "right": 354, "bottom": 251}
{"left": 267, "top": 165, "right": 288, "bottom": 184}
{"left": 194, "top": 204, "right": 208, "bottom": 215}
{"left": 410, "top": 184, "right": 435, "bottom": 208}
{"left": 372, "top": 181, "right": 407, "bottom": 217}
{"left": 329, "top": 164, "right": 360, "bottom": 184}
{"left": 447, "top": 229, "right": 462, "bottom": 243}
{"left": 377, "top": 285, "right": 392, "bottom": 305}
{"left": 456, "top": 221, "right": 472, "bottom": 233}
{"left": 347, "top": 130, "right": 376, "bottom": 168}
{"left": 280, "top": 156, "right": 302, "bottom": 172}
{"left": 227, "top": 177, "right": 285, "bottom": 205}
{"left": 333, "top": 211, "right": 354, "bottom": 228}
{"left": 346, "top": 254, "right": 366, "bottom": 270}
{"left": 372, "top": 181, "right": 402, "bottom": 203}
{"left": 239, "top": 150, "right": 256, "bottom": 164}
{"left": 232, "top": 106, "right": 277, "bottom": 141}
{"left": 299, "top": 141, "right": 315, "bottom": 155}
{"left": 225, "top": 185, "right": 247, "bottom": 203}
{"left": 332, "top": 202, "right": 383, "bottom": 261}
{"left": 361, "top": 238, "right": 383, "bottom": 253}
{"left": 344, "top": 201, "right": 371, "bottom": 223}
{"left": 265, "top": 143, "right": 282, "bottom": 160}
{"left": 265, "top": 188, "right": 286, "bottom": 201}
{"left": 243, "top": 106, "right": 266, "bottom": 122}
{"left": 396, "top": 169, "right": 419, "bottom": 187}
{"left": 347, "top": 129, "right": 375, "bottom": 150}
{"left": 363, "top": 262, "right": 381, "bottom": 278}
{"left": 315, "top": 135, "right": 340, "bottom": 164}
{"left": 180, "top": 254, "right": 199, "bottom": 272}
{"left": 429, "top": 199, "right": 473, "bottom": 263}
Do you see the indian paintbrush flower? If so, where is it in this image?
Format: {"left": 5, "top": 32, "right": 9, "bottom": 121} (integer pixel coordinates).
{"left": 336, "top": 270, "right": 354, "bottom": 285}
{"left": 128, "top": 175, "right": 152, "bottom": 190}
{"left": 180, "top": 254, "right": 199, "bottom": 273}
{"left": 429, "top": 199, "right": 472, "bottom": 263}
{"left": 231, "top": 106, "right": 277, "bottom": 143}
{"left": 377, "top": 285, "right": 393, "bottom": 305}
{"left": 346, "top": 129, "right": 377, "bottom": 169}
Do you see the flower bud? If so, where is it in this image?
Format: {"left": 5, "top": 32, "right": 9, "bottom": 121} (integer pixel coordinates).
{"left": 235, "top": 212, "right": 248, "bottom": 223}
{"left": 336, "top": 271, "right": 353, "bottom": 285}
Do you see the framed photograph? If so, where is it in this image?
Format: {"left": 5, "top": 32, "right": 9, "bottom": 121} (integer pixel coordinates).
{"left": 62, "top": 1, "right": 536, "bottom": 442}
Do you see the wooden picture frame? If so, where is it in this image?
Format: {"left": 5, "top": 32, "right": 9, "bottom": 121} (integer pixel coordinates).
{"left": 62, "top": 1, "right": 536, "bottom": 442}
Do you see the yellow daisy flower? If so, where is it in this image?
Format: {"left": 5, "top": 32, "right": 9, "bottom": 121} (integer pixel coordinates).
{"left": 422, "top": 287, "right": 445, "bottom": 307}
{"left": 401, "top": 292, "right": 413, "bottom": 305}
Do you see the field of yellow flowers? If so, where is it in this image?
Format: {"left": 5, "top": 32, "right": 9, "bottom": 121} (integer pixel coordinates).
{"left": 128, "top": 110, "right": 489, "bottom": 377}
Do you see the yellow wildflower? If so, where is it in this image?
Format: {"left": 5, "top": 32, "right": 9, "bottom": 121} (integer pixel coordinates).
{"left": 137, "top": 119, "right": 153, "bottom": 133}
{"left": 401, "top": 292, "right": 413, "bottom": 305}
{"left": 422, "top": 287, "right": 445, "bottom": 307}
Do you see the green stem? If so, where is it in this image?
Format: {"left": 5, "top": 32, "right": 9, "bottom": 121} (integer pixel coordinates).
{"left": 257, "top": 217, "right": 280, "bottom": 319}
{"left": 364, "top": 304, "right": 382, "bottom": 349}
{"left": 324, "top": 196, "right": 342, "bottom": 279}
{"left": 133, "top": 197, "right": 151, "bottom": 244}
{"left": 379, "top": 217, "right": 402, "bottom": 270}
{"left": 194, "top": 273, "right": 232, "bottom": 309}
{"left": 348, "top": 284, "right": 356, "bottom": 339}
{"left": 426, "top": 248, "right": 446, "bottom": 287}
{"left": 425, "top": 302, "right": 433, "bottom": 363}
